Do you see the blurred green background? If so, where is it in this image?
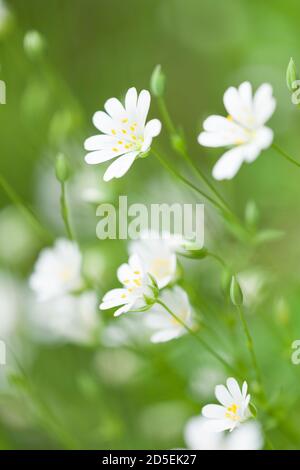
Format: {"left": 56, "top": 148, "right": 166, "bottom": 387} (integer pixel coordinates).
{"left": 0, "top": 0, "right": 300, "bottom": 450}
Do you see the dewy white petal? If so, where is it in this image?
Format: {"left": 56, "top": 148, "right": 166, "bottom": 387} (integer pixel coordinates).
{"left": 212, "top": 146, "right": 245, "bottom": 180}
{"left": 103, "top": 152, "right": 138, "bottom": 181}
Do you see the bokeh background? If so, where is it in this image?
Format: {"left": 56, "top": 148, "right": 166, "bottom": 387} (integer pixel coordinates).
{"left": 0, "top": 0, "right": 300, "bottom": 449}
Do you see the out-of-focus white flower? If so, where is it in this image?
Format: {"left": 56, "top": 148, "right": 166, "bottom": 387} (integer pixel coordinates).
{"left": 29, "top": 238, "right": 82, "bottom": 302}
{"left": 102, "top": 314, "right": 149, "bottom": 348}
{"left": 145, "top": 286, "right": 192, "bottom": 343}
{"left": 84, "top": 87, "right": 161, "bottom": 181}
{"left": 184, "top": 416, "right": 263, "bottom": 450}
{"left": 202, "top": 377, "right": 251, "bottom": 432}
{"left": 71, "top": 166, "right": 112, "bottom": 205}
{"left": 129, "top": 231, "right": 177, "bottom": 289}
{"left": 100, "top": 254, "right": 152, "bottom": 317}
{"left": 237, "top": 269, "right": 266, "bottom": 308}
{"left": 29, "top": 291, "right": 99, "bottom": 345}
{"left": 198, "top": 82, "right": 276, "bottom": 180}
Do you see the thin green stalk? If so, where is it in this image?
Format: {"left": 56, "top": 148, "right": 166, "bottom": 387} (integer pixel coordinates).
{"left": 157, "top": 95, "right": 235, "bottom": 213}
{"left": 236, "top": 304, "right": 263, "bottom": 390}
{"left": 206, "top": 250, "right": 227, "bottom": 269}
{"left": 0, "top": 173, "right": 52, "bottom": 243}
{"left": 156, "top": 298, "right": 239, "bottom": 376}
{"left": 60, "top": 181, "right": 74, "bottom": 240}
{"left": 272, "top": 143, "right": 300, "bottom": 168}
{"left": 152, "top": 148, "right": 227, "bottom": 212}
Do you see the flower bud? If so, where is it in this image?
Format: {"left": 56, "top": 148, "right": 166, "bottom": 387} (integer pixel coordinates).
{"left": 24, "top": 30, "right": 45, "bottom": 59}
{"left": 150, "top": 65, "right": 165, "bottom": 97}
{"left": 286, "top": 58, "right": 298, "bottom": 92}
{"left": 55, "top": 153, "right": 70, "bottom": 183}
{"left": 230, "top": 275, "right": 243, "bottom": 306}
{"left": 171, "top": 133, "right": 186, "bottom": 154}
{"left": 245, "top": 200, "right": 259, "bottom": 230}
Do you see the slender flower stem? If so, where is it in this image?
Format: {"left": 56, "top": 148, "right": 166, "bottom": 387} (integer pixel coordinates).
{"left": 235, "top": 304, "right": 263, "bottom": 389}
{"left": 156, "top": 298, "right": 239, "bottom": 376}
{"left": 152, "top": 148, "right": 228, "bottom": 212}
{"left": 0, "top": 173, "right": 52, "bottom": 243}
{"left": 206, "top": 250, "right": 227, "bottom": 269}
{"left": 153, "top": 147, "right": 250, "bottom": 241}
{"left": 60, "top": 181, "right": 74, "bottom": 240}
{"left": 272, "top": 143, "right": 300, "bottom": 168}
{"left": 157, "top": 95, "right": 236, "bottom": 214}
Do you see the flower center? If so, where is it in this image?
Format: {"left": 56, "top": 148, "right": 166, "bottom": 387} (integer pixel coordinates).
{"left": 225, "top": 403, "right": 240, "bottom": 421}
{"left": 59, "top": 268, "right": 72, "bottom": 282}
{"left": 111, "top": 118, "right": 144, "bottom": 153}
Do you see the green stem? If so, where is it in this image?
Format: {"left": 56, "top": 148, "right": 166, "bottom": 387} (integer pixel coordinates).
{"left": 272, "top": 143, "right": 300, "bottom": 168}
{"left": 152, "top": 148, "right": 227, "bottom": 212}
{"left": 156, "top": 298, "right": 239, "bottom": 376}
{"left": 60, "top": 181, "right": 74, "bottom": 240}
{"left": 157, "top": 95, "right": 236, "bottom": 214}
{"left": 0, "top": 173, "right": 52, "bottom": 243}
{"left": 207, "top": 250, "right": 227, "bottom": 269}
{"left": 236, "top": 304, "right": 263, "bottom": 390}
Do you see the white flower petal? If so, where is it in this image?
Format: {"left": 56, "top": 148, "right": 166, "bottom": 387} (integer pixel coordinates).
{"left": 225, "top": 422, "right": 263, "bottom": 450}
{"left": 215, "top": 384, "right": 233, "bottom": 407}
{"left": 104, "top": 97, "right": 125, "bottom": 120}
{"left": 114, "top": 303, "right": 131, "bottom": 317}
{"left": 92, "top": 111, "right": 114, "bottom": 134}
{"left": 137, "top": 89, "right": 151, "bottom": 127}
{"left": 202, "top": 404, "right": 226, "bottom": 420}
{"left": 85, "top": 149, "right": 119, "bottom": 165}
{"left": 144, "top": 119, "right": 162, "bottom": 138}
{"left": 239, "top": 81, "right": 252, "bottom": 108}
{"left": 203, "top": 419, "right": 233, "bottom": 433}
{"left": 84, "top": 135, "right": 115, "bottom": 151}
{"left": 226, "top": 377, "right": 243, "bottom": 401}
{"left": 198, "top": 131, "right": 238, "bottom": 148}
{"left": 223, "top": 84, "right": 253, "bottom": 129}
{"left": 103, "top": 151, "right": 138, "bottom": 181}
{"left": 254, "top": 83, "right": 276, "bottom": 127}
{"left": 212, "top": 146, "right": 245, "bottom": 180}
{"left": 125, "top": 87, "right": 138, "bottom": 117}
{"left": 150, "top": 328, "right": 184, "bottom": 343}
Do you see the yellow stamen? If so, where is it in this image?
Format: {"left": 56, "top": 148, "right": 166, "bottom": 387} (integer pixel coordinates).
{"left": 112, "top": 129, "right": 116, "bottom": 135}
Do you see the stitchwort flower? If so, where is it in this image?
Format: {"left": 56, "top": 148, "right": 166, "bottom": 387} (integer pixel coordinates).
{"left": 100, "top": 254, "right": 155, "bottom": 317}
{"left": 198, "top": 82, "right": 276, "bottom": 180}
{"left": 145, "top": 286, "right": 193, "bottom": 343}
{"left": 29, "top": 238, "right": 82, "bottom": 301}
{"left": 202, "top": 377, "right": 251, "bottom": 432}
{"left": 84, "top": 87, "right": 161, "bottom": 181}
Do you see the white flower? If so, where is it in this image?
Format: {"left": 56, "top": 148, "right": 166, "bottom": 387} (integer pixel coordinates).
{"left": 202, "top": 377, "right": 251, "bottom": 432}
{"left": 145, "top": 286, "right": 192, "bottom": 343}
{"left": 84, "top": 87, "right": 161, "bottom": 181}
{"left": 198, "top": 82, "right": 276, "bottom": 180}
{"left": 29, "top": 238, "right": 82, "bottom": 301}
{"left": 129, "top": 231, "right": 177, "bottom": 289}
{"left": 184, "top": 416, "right": 263, "bottom": 450}
{"left": 29, "top": 291, "right": 99, "bottom": 345}
{"left": 100, "top": 254, "right": 151, "bottom": 317}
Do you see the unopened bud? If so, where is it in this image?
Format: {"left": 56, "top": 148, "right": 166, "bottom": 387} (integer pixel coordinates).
{"left": 150, "top": 64, "right": 166, "bottom": 97}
